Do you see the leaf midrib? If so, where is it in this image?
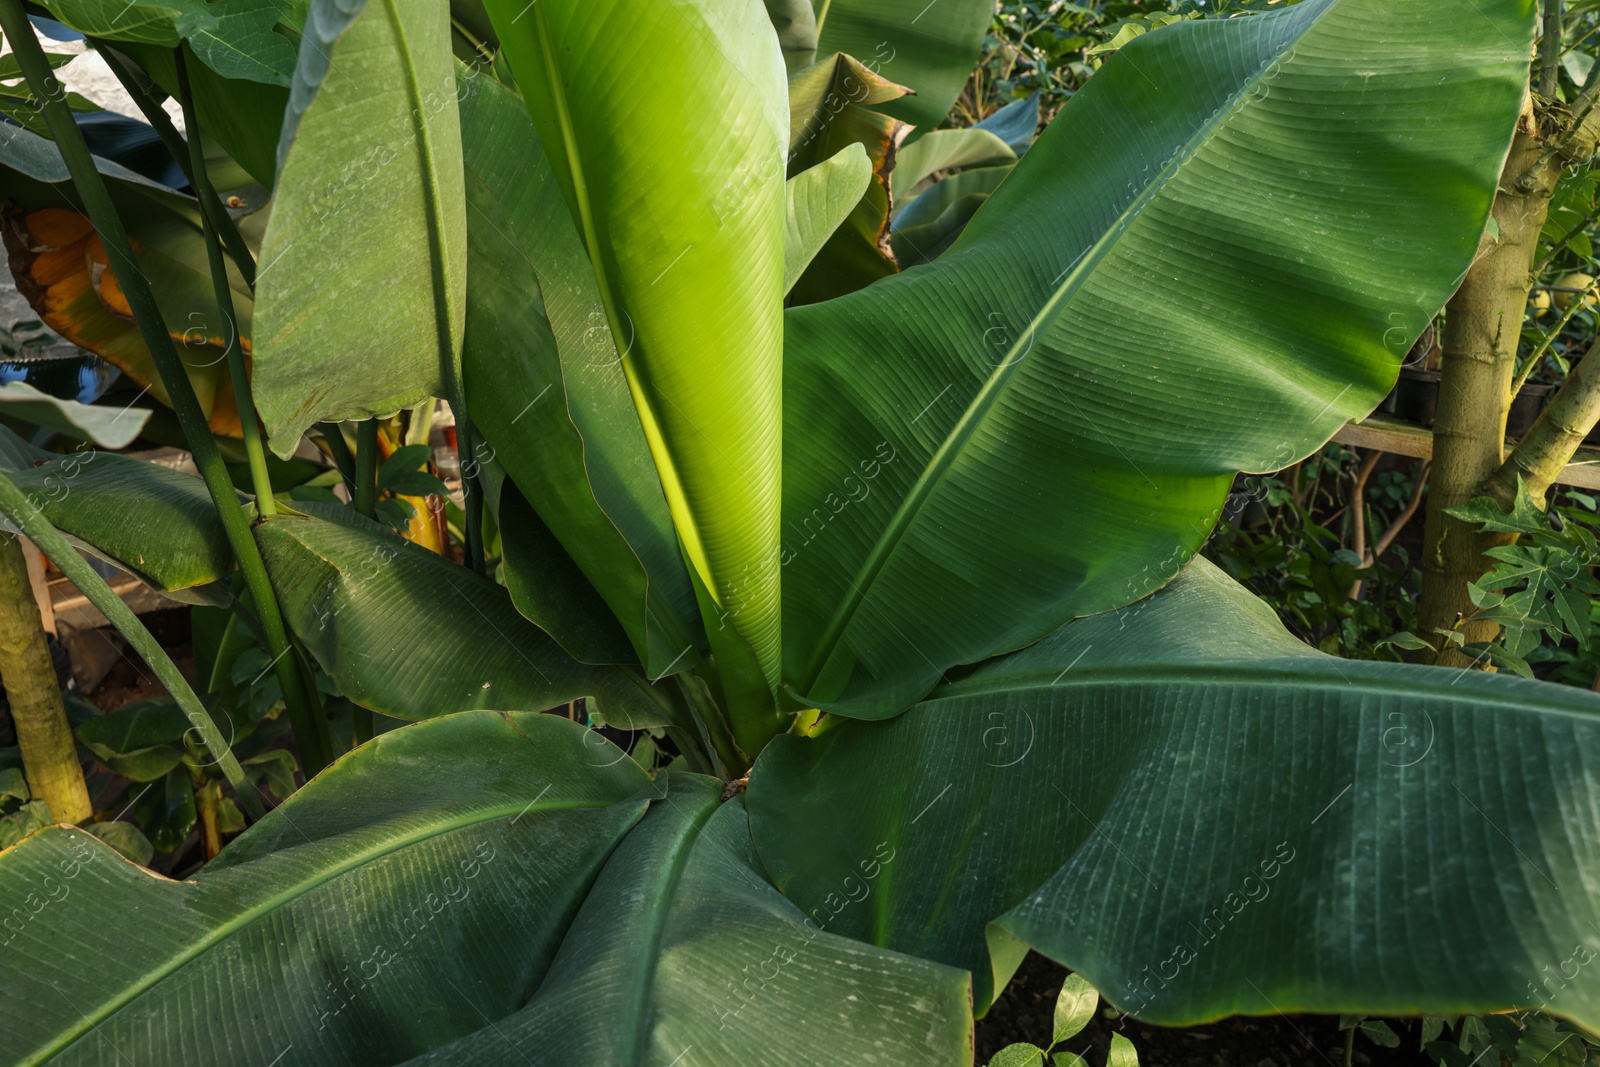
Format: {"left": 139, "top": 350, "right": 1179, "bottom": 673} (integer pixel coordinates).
{"left": 798, "top": 1, "right": 1335, "bottom": 694}
{"left": 382, "top": 0, "right": 460, "bottom": 394}
{"left": 925, "top": 659, "right": 1600, "bottom": 723}
{"left": 34, "top": 795, "right": 638, "bottom": 1065}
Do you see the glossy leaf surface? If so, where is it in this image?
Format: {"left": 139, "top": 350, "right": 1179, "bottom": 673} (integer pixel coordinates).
{"left": 256, "top": 511, "right": 663, "bottom": 725}
{"left": 783, "top": 142, "right": 872, "bottom": 293}
{"left": 751, "top": 559, "right": 1600, "bottom": 1024}
{"left": 486, "top": 0, "right": 790, "bottom": 730}
{"left": 781, "top": 0, "right": 1533, "bottom": 715}
{"left": 253, "top": 0, "right": 467, "bottom": 448}
{"left": 457, "top": 66, "right": 702, "bottom": 678}
{"left": 0, "top": 714, "right": 972, "bottom": 1065}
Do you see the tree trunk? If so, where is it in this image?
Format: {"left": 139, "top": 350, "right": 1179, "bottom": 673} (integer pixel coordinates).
{"left": 0, "top": 533, "right": 90, "bottom": 823}
{"left": 1417, "top": 107, "right": 1553, "bottom": 663}
{"left": 1417, "top": 77, "right": 1600, "bottom": 664}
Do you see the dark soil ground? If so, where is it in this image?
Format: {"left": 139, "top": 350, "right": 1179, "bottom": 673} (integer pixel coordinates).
{"left": 977, "top": 953, "right": 1433, "bottom": 1066}
{"left": 87, "top": 607, "right": 192, "bottom": 711}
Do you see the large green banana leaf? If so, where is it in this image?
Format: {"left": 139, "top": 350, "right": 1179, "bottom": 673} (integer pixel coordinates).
{"left": 0, "top": 426, "right": 231, "bottom": 593}
{"left": 0, "top": 713, "right": 970, "bottom": 1065}
{"left": 456, "top": 65, "right": 703, "bottom": 679}
{"left": 484, "top": 0, "right": 789, "bottom": 737}
{"left": 781, "top": 0, "right": 1533, "bottom": 717}
{"left": 6, "top": 452, "right": 233, "bottom": 593}
{"left": 785, "top": 52, "right": 911, "bottom": 304}
{"left": 253, "top": 0, "right": 467, "bottom": 449}
{"left": 255, "top": 511, "right": 668, "bottom": 726}
{"left": 813, "top": 0, "right": 995, "bottom": 129}
{"left": 748, "top": 558, "right": 1600, "bottom": 1024}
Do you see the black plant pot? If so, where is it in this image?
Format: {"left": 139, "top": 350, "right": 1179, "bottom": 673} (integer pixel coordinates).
{"left": 1385, "top": 368, "right": 1551, "bottom": 438}
{"left": 1389, "top": 367, "right": 1439, "bottom": 426}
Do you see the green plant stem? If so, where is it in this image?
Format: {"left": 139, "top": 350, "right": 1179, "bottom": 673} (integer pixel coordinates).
{"left": 0, "top": 533, "right": 90, "bottom": 823}
{"left": 0, "top": 2, "right": 329, "bottom": 776}
{"left": 173, "top": 51, "right": 273, "bottom": 518}
{"left": 1542, "top": 0, "right": 1564, "bottom": 100}
{"left": 1511, "top": 278, "right": 1598, "bottom": 398}
{"left": 1490, "top": 336, "right": 1600, "bottom": 507}
{"left": 0, "top": 471, "right": 262, "bottom": 819}
{"left": 1342, "top": 1025, "right": 1355, "bottom": 1067}
{"left": 406, "top": 401, "right": 434, "bottom": 448}
{"left": 455, "top": 411, "right": 486, "bottom": 575}
{"left": 354, "top": 420, "right": 378, "bottom": 519}
{"left": 317, "top": 422, "right": 358, "bottom": 497}
{"left": 93, "top": 42, "right": 256, "bottom": 291}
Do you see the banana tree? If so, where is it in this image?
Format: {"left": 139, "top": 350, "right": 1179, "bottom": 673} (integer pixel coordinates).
{"left": 2, "top": 0, "right": 1598, "bottom": 1063}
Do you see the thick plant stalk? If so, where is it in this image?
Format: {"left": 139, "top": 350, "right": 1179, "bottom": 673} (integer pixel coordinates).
{"left": 353, "top": 420, "right": 378, "bottom": 519}
{"left": 0, "top": 534, "right": 90, "bottom": 824}
{"left": 0, "top": 472, "right": 262, "bottom": 819}
{"left": 1487, "top": 337, "right": 1600, "bottom": 506}
{"left": 174, "top": 52, "right": 273, "bottom": 516}
{"left": 1541, "top": 0, "right": 1563, "bottom": 100}
{"left": 95, "top": 43, "right": 257, "bottom": 291}
{"left": 0, "top": 6, "right": 330, "bottom": 774}
{"left": 1417, "top": 109, "right": 1552, "bottom": 663}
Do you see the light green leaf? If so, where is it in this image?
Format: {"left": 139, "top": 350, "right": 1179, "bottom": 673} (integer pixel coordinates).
{"left": 1053, "top": 972, "right": 1099, "bottom": 1044}
{"left": 750, "top": 558, "right": 1600, "bottom": 1026}
{"left": 891, "top": 126, "right": 1016, "bottom": 199}
{"left": 989, "top": 1043, "right": 1048, "bottom": 1067}
{"left": 0, "top": 449, "right": 232, "bottom": 594}
{"left": 814, "top": 0, "right": 995, "bottom": 129}
{"left": 175, "top": 0, "right": 296, "bottom": 86}
{"left": 256, "top": 510, "right": 667, "bottom": 725}
{"left": 781, "top": 0, "right": 1533, "bottom": 716}
{"left": 1108, "top": 1033, "right": 1140, "bottom": 1067}
{"left": 0, "top": 713, "right": 973, "bottom": 1064}
{"left": 254, "top": 0, "right": 466, "bottom": 449}
{"left": 34, "top": 0, "right": 193, "bottom": 45}
{"left": 485, "top": 0, "right": 790, "bottom": 744}
{"left": 0, "top": 382, "right": 150, "bottom": 449}
{"left": 456, "top": 65, "right": 703, "bottom": 678}
{"left": 784, "top": 142, "right": 873, "bottom": 294}
{"left": 0, "top": 766, "right": 28, "bottom": 803}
